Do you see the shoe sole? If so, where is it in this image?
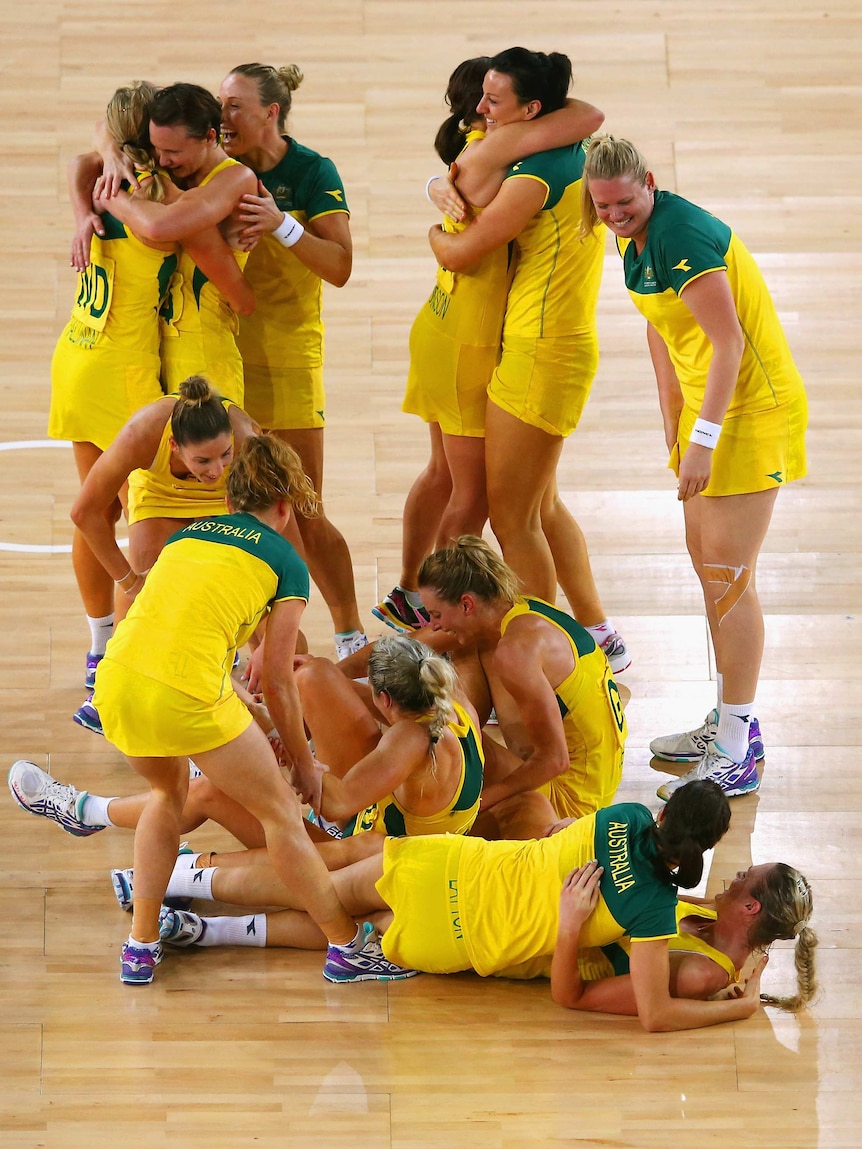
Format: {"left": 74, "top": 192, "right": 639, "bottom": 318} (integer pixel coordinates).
{"left": 322, "top": 968, "right": 421, "bottom": 983}
{"left": 371, "top": 605, "right": 425, "bottom": 633}
{"left": 72, "top": 712, "right": 104, "bottom": 738}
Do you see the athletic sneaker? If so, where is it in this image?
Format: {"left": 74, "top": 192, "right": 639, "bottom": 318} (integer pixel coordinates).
{"left": 72, "top": 696, "right": 103, "bottom": 737}
{"left": 120, "top": 940, "right": 162, "bottom": 985}
{"left": 305, "top": 808, "right": 345, "bottom": 839}
{"left": 158, "top": 905, "right": 206, "bottom": 947}
{"left": 7, "top": 760, "right": 104, "bottom": 837}
{"left": 656, "top": 743, "right": 760, "bottom": 802}
{"left": 85, "top": 651, "right": 103, "bottom": 690}
{"left": 111, "top": 868, "right": 135, "bottom": 912}
{"left": 372, "top": 587, "right": 430, "bottom": 633}
{"left": 334, "top": 632, "right": 370, "bottom": 661}
{"left": 323, "top": 921, "right": 421, "bottom": 983}
{"left": 650, "top": 710, "right": 765, "bottom": 763}
{"left": 599, "top": 633, "right": 631, "bottom": 675}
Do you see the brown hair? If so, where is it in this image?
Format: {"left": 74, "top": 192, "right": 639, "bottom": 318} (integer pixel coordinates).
{"left": 226, "top": 433, "right": 319, "bottom": 519}
{"left": 418, "top": 535, "right": 521, "bottom": 606}
{"left": 170, "top": 376, "right": 231, "bottom": 446}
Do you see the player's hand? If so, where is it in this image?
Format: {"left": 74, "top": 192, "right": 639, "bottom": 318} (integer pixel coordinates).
{"left": 242, "top": 642, "right": 265, "bottom": 694}
{"left": 70, "top": 213, "right": 105, "bottom": 271}
{"left": 558, "top": 861, "right": 602, "bottom": 931}
{"left": 428, "top": 163, "right": 467, "bottom": 222}
{"left": 677, "top": 443, "right": 713, "bottom": 501}
{"left": 237, "top": 181, "right": 285, "bottom": 244}
{"left": 93, "top": 150, "right": 135, "bottom": 200}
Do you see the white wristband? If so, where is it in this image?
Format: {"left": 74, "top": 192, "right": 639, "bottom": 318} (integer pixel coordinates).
{"left": 690, "top": 417, "right": 722, "bottom": 450}
{"left": 425, "top": 175, "right": 440, "bottom": 204}
{"left": 273, "top": 212, "right": 305, "bottom": 248}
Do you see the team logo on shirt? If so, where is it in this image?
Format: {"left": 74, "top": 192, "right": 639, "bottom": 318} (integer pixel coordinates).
{"left": 273, "top": 184, "right": 294, "bottom": 208}
{"left": 326, "top": 189, "right": 344, "bottom": 202}
{"left": 673, "top": 258, "right": 692, "bottom": 272}
{"left": 767, "top": 471, "right": 784, "bottom": 484}
{"left": 642, "top": 265, "right": 657, "bottom": 290}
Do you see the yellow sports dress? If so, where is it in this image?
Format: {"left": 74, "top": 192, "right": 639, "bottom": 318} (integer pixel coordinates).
{"left": 238, "top": 139, "right": 349, "bottom": 429}
{"left": 579, "top": 900, "right": 739, "bottom": 988}
{"left": 500, "top": 597, "right": 626, "bottom": 818}
{"left": 126, "top": 398, "right": 234, "bottom": 525}
{"left": 378, "top": 802, "right": 678, "bottom": 977}
{"left": 160, "top": 158, "right": 247, "bottom": 404}
{"left": 94, "top": 511, "right": 309, "bottom": 757}
{"left": 49, "top": 212, "right": 177, "bottom": 451}
{"left": 617, "top": 190, "right": 808, "bottom": 495}
{"left": 402, "top": 130, "right": 514, "bottom": 437}
{"left": 488, "top": 140, "right": 605, "bottom": 437}
{"left": 341, "top": 701, "right": 485, "bottom": 838}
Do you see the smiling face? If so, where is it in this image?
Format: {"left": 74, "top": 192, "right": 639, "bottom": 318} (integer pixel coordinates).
{"left": 476, "top": 69, "right": 538, "bottom": 131}
{"left": 148, "top": 122, "right": 214, "bottom": 180}
{"left": 219, "top": 72, "right": 276, "bottom": 157}
{"left": 170, "top": 432, "right": 234, "bottom": 485}
{"left": 587, "top": 172, "right": 656, "bottom": 250}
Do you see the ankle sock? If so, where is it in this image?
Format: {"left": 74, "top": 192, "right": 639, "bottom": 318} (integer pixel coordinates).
{"left": 585, "top": 620, "right": 616, "bottom": 644}
{"left": 80, "top": 793, "right": 116, "bottom": 827}
{"left": 86, "top": 613, "right": 114, "bottom": 656}
{"left": 715, "top": 700, "right": 754, "bottom": 762}
{"left": 166, "top": 865, "right": 215, "bottom": 901}
{"left": 197, "top": 914, "right": 267, "bottom": 947}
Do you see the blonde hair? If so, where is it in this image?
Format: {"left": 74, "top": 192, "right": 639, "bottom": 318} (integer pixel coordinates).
{"left": 229, "top": 63, "right": 304, "bottom": 132}
{"left": 749, "top": 864, "right": 819, "bottom": 1013}
{"left": 227, "top": 433, "right": 319, "bottom": 519}
{"left": 368, "top": 636, "right": 457, "bottom": 748}
{"left": 104, "top": 81, "right": 169, "bottom": 202}
{"left": 580, "top": 134, "right": 651, "bottom": 238}
{"left": 418, "top": 535, "right": 521, "bottom": 606}
{"left": 170, "top": 375, "right": 231, "bottom": 446}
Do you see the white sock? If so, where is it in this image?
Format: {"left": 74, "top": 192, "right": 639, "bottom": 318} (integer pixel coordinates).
{"left": 80, "top": 793, "right": 117, "bottom": 827}
{"left": 166, "top": 865, "right": 215, "bottom": 901}
{"left": 86, "top": 613, "right": 114, "bottom": 656}
{"left": 332, "top": 921, "right": 365, "bottom": 952}
{"left": 197, "top": 914, "right": 267, "bottom": 947}
{"left": 715, "top": 701, "right": 754, "bottom": 763}
{"left": 716, "top": 673, "right": 724, "bottom": 709}
{"left": 127, "top": 933, "right": 159, "bottom": 952}
{"left": 399, "top": 586, "right": 424, "bottom": 609}
{"left": 585, "top": 620, "right": 616, "bottom": 644}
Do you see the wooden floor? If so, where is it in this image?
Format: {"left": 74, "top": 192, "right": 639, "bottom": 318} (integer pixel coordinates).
{"left": 1, "top": 3, "right": 860, "bottom": 1146}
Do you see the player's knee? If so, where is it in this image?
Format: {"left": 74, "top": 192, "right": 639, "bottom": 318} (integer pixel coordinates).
{"left": 703, "top": 562, "right": 752, "bottom": 623}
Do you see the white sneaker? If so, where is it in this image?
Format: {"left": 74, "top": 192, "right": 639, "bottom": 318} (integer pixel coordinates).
{"left": 7, "top": 760, "right": 104, "bottom": 837}
{"left": 599, "top": 633, "right": 631, "bottom": 675}
{"left": 656, "top": 743, "right": 760, "bottom": 802}
{"left": 334, "top": 632, "right": 370, "bottom": 661}
{"left": 651, "top": 711, "right": 765, "bottom": 763}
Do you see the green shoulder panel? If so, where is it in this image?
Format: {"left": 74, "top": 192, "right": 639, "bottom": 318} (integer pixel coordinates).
{"left": 522, "top": 597, "right": 596, "bottom": 658}
{"left": 504, "top": 142, "right": 587, "bottom": 211}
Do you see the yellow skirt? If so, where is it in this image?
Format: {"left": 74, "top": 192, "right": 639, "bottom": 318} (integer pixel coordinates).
{"left": 488, "top": 331, "right": 599, "bottom": 437}
{"left": 674, "top": 393, "right": 808, "bottom": 496}
{"left": 94, "top": 658, "right": 252, "bottom": 757}
{"left": 243, "top": 363, "right": 325, "bottom": 431}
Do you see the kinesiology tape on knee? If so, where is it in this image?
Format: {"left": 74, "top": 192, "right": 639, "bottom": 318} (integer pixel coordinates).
{"left": 704, "top": 563, "right": 751, "bottom": 624}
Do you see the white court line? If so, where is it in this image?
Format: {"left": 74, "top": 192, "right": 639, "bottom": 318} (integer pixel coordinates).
{"left": 0, "top": 440, "right": 128, "bottom": 553}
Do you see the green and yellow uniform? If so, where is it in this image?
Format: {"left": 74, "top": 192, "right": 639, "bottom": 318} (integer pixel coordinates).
{"left": 342, "top": 701, "right": 485, "bottom": 838}
{"left": 403, "top": 130, "right": 514, "bottom": 437}
{"left": 239, "top": 139, "right": 349, "bottom": 429}
{"left": 378, "top": 803, "right": 677, "bottom": 977}
{"left": 500, "top": 596, "right": 626, "bottom": 818}
{"left": 488, "top": 141, "right": 604, "bottom": 437}
{"left": 617, "top": 189, "right": 807, "bottom": 495}
{"left": 579, "top": 900, "right": 739, "bottom": 988}
{"left": 94, "top": 511, "right": 308, "bottom": 756}
{"left": 160, "top": 158, "right": 247, "bottom": 404}
{"left": 49, "top": 212, "right": 176, "bottom": 451}
{"left": 126, "top": 398, "right": 234, "bottom": 525}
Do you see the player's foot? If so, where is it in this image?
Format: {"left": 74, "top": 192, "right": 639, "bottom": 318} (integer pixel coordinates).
{"left": 656, "top": 743, "right": 760, "bottom": 802}
{"left": 72, "top": 696, "right": 104, "bottom": 737}
{"left": 120, "top": 940, "right": 162, "bottom": 985}
{"left": 158, "top": 905, "right": 206, "bottom": 947}
{"left": 85, "top": 651, "right": 103, "bottom": 691}
{"left": 650, "top": 710, "right": 765, "bottom": 763}
{"left": 334, "top": 631, "right": 370, "bottom": 661}
{"left": 323, "top": 921, "right": 421, "bottom": 983}
{"left": 7, "top": 760, "right": 104, "bottom": 837}
{"left": 599, "top": 633, "right": 631, "bottom": 675}
{"left": 372, "top": 587, "right": 430, "bottom": 633}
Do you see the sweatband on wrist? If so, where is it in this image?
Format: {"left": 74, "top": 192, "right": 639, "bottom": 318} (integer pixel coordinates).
{"left": 690, "top": 418, "right": 722, "bottom": 449}
{"left": 274, "top": 213, "right": 305, "bottom": 248}
{"left": 425, "top": 175, "right": 440, "bottom": 204}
